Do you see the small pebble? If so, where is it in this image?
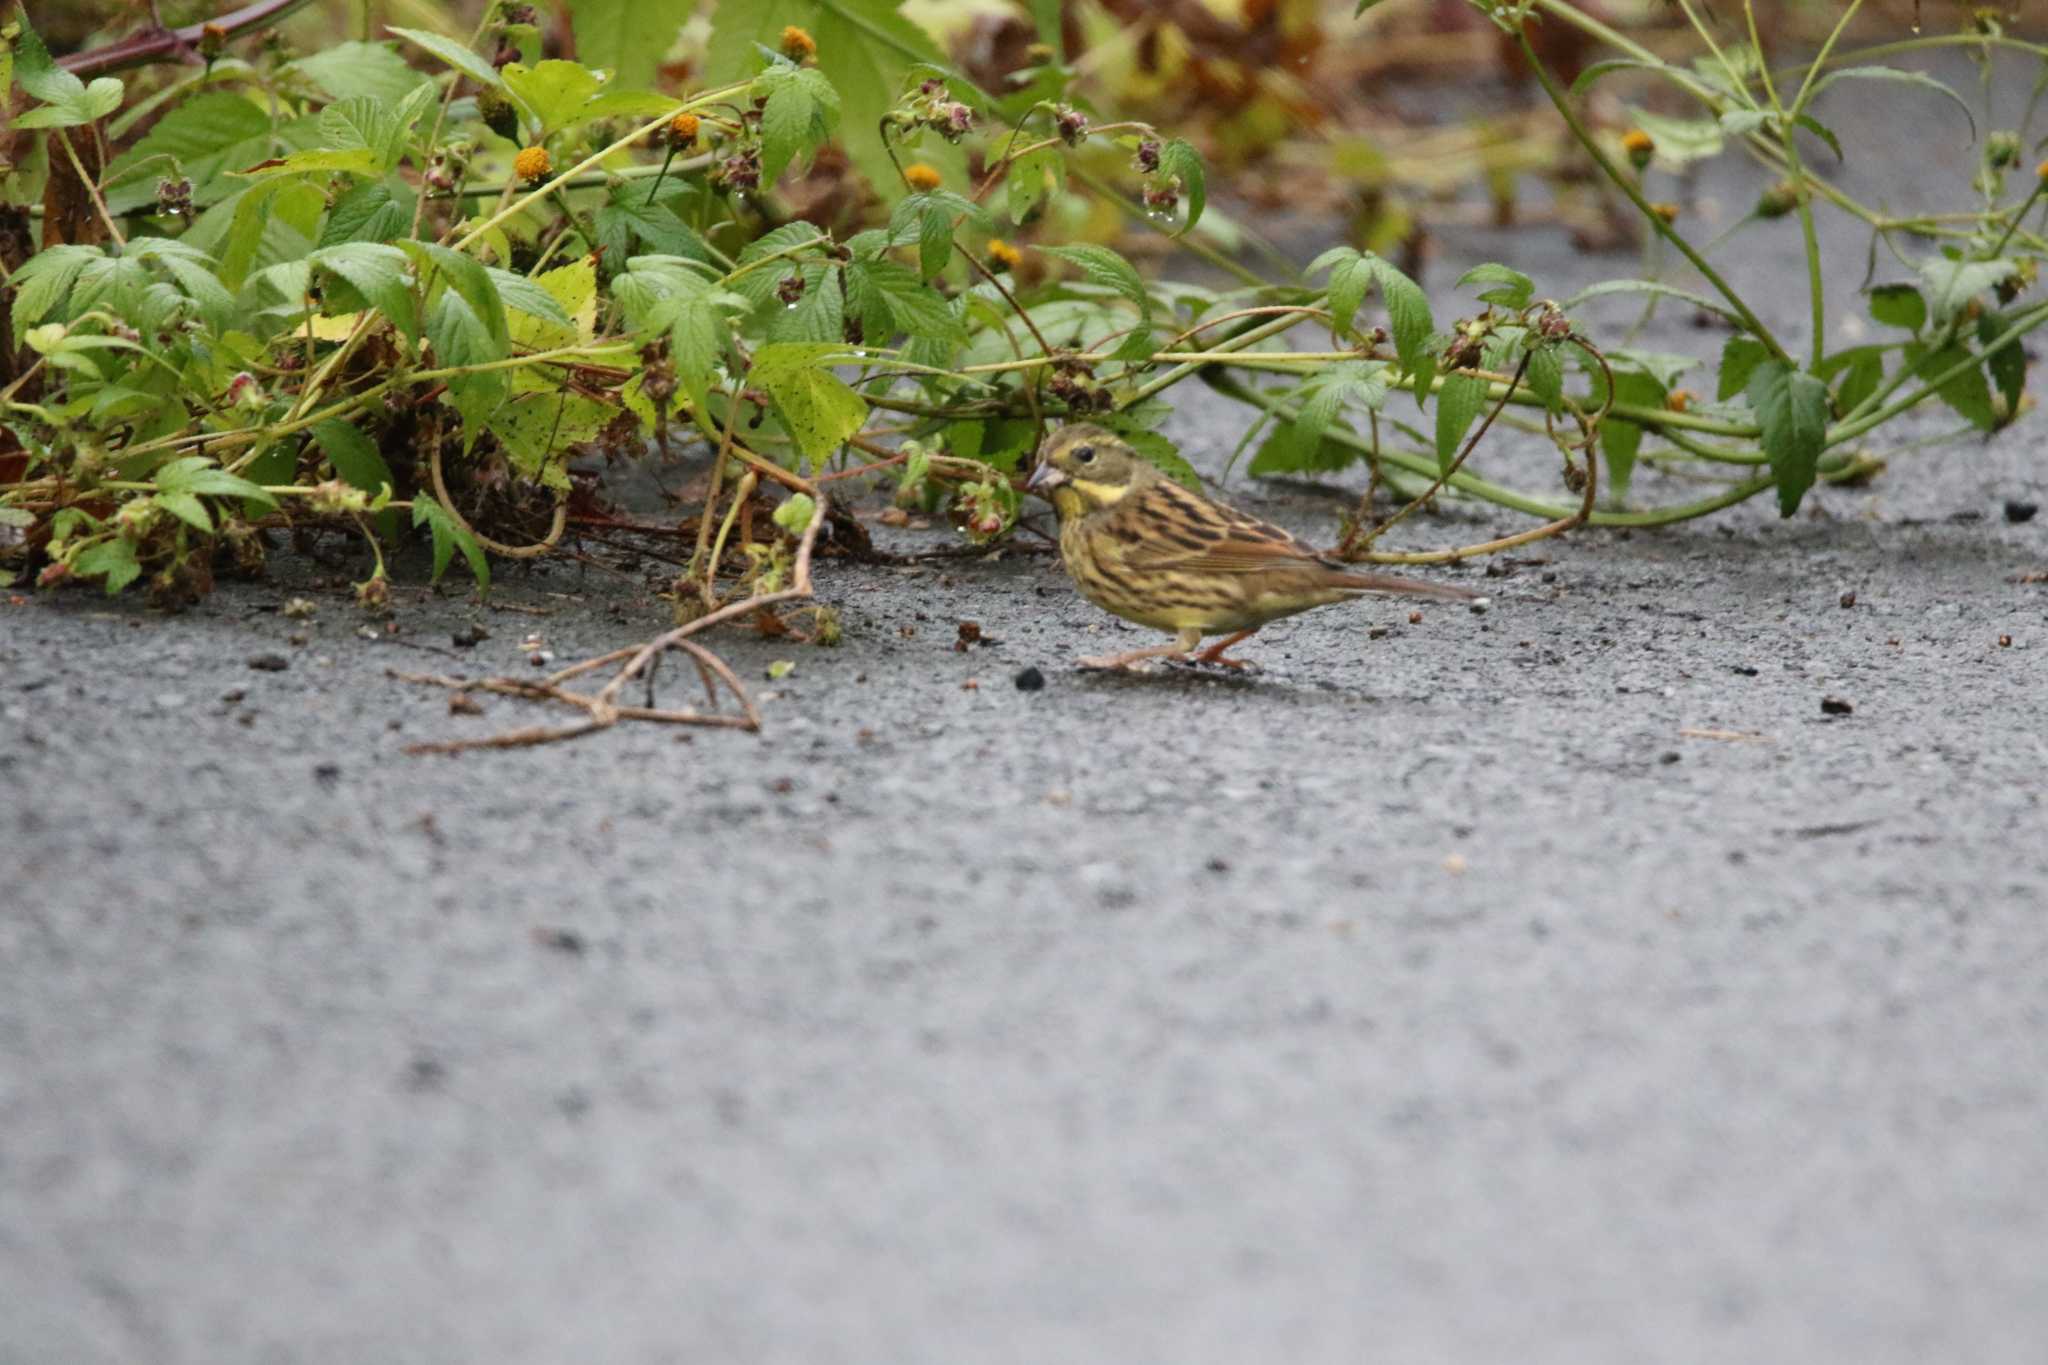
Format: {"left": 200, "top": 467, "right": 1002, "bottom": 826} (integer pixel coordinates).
{"left": 247, "top": 652, "right": 289, "bottom": 671}
{"left": 1839, "top": 591, "right": 1856, "bottom": 608}
{"left": 452, "top": 624, "right": 489, "bottom": 648}
{"left": 533, "top": 926, "right": 585, "bottom": 955}
{"left": 448, "top": 692, "right": 484, "bottom": 716}
{"left": 1409, "top": 610, "right": 1423, "bottom": 625}
{"left": 2005, "top": 499, "right": 2038, "bottom": 524}
{"left": 1014, "top": 665, "right": 1045, "bottom": 692}
{"left": 1999, "top": 634, "right": 2013, "bottom": 648}
{"left": 1821, "top": 695, "right": 1854, "bottom": 716}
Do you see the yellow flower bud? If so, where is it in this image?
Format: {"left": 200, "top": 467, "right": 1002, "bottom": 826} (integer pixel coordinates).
{"left": 903, "top": 162, "right": 943, "bottom": 193}
{"left": 780, "top": 25, "right": 817, "bottom": 62}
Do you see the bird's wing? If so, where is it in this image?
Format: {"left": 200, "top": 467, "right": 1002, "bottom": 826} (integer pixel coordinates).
{"left": 1108, "top": 481, "right": 1338, "bottom": 577}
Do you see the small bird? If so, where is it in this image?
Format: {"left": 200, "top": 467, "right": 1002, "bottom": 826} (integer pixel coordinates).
{"left": 1024, "top": 423, "right": 1478, "bottom": 670}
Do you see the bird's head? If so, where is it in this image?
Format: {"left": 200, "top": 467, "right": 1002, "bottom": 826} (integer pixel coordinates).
{"left": 1025, "top": 424, "right": 1152, "bottom": 519}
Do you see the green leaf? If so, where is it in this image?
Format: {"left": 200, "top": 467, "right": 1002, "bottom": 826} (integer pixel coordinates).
{"left": 1433, "top": 373, "right": 1486, "bottom": 472}
{"left": 755, "top": 62, "right": 840, "bottom": 184}
{"left": 1040, "top": 244, "right": 1148, "bottom": 319}
{"left": 706, "top": 0, "right": 963, "bottom": 195}
{"left": 1793, "top": 114, "right": 1844, "bottom": 162}
{"left": 1869, "top": 283, "right": 1927, "bottom": 332}
{"left": 1819, "top": 345, "right": 1886, "bottom": 415}
{"left": 310, "top": 241, "right": 420, "bottom": 341}
{"left": 319, "top": 181, "right": 415, "bottom": 246}
{"left": 485, "top": 266, "right": 575, "bottom": 328}
{"left": 499, "top": 60, "right": 603, "bottom": 136}
{"left": 413, "top": 496, "right": 490, "bottom": 589}
{"left": 750, "top": 341, "right": 868, "bottom": 469}
{"left": 1457, "top": 262, "right": 1533, "bottom": 311}
{"left": 1906, "top": 341, "right": 1996, "bottom": 431}
{"left": 1158, "top": 137, "right": 1206, "bottom": 234}
{"left": 1375, "top": 261, "right": 1433, "bottom": 393}
{"left": 843, "top": 257, "right": 966, "bottom": 348}
{"left": 232, "top": 148, "right": 382, "bottom": 180}
{"left": 1005, "top": 146, "right": 1064, "bottom": 224}
{"left": 596, "top": 183, "right": 714, "bottom": 262}
{"left": 319, "top": 97, "right": 408, "bottom": 175}
{"left": 311, "top": 418, "right": 395, "bottom": 495}
{"left": 155, "top": 455, "right": 276, "bottom": 508}
{"left": 404, "top": 241, "right": 510, "bottom": 357}
{"left": 1979, "top": 310, "right": 2027, "bottom": 424}
{"left": 286, "top": 41, "right": 433, "bottom": 105}
{"left": 1717, "top": 335, "right": 1773, "bottom": 403}
{"left": 1747, "top": 361, "right": 1830, "bottom": 517}
{"left": 389, "top": 27, "right": 507, "bottom": 91}
{"left": 102, "top": 92, "right": 275, "bottom": 212}
{"left": 74, "top": 538, "right": 143, "bottom": 594}
{"left": 8, "top": 244, "right": 100, "bottom": 346}
{"left": 1807, "top": 65, "right": 1976, "bottom": 138}
{"left": 888, "top": 191, "right": 987, "bottom": 279}
{"left": 1524, "top": 345, "right": 1564, "bottom": 414}
{"left": 568, "top": 0, "right": 691, "bottom": 90}
{"left": 1918, "top": 256, "right": 2016, "bottom": 328}
{"left": 153, "top": 491, "right": 215, "bottom": 533}
{"left": 1595, "top": 371, "right": 1664, "bottom": 503}
{"left": 773, "top": 492, "right": 818, "bottom": 535}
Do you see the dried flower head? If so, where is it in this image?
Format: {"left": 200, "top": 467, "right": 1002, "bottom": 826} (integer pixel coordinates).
{"left": 514, "top": 145, "right": 552, "bottom": 184}
{"left": 1055, "top": 106, "right": 1090, "bottom": 146}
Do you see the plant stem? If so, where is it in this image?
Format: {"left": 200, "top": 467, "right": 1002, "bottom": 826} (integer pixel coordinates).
{"left": 1516, "top": 28, "right": 1792, "bottom": 367}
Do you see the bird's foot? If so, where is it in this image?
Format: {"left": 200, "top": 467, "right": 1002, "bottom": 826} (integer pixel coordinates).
{"left": 1190, "top": 629, "right": 1259, "bottom": 670}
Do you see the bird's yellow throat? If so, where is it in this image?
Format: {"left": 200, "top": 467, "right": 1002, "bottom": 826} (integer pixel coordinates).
{"left": 1051, "top": 479, "right": 1131, "bottom": 520}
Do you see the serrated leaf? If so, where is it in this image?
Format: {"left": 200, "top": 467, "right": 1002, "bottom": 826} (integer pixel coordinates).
{"left": 1434, "top": 373, "right": 1487, "bottom": 472}
{"left": 499, "top": 60, "right": 603, "bottom": 136}
{"left": 1005, "top": 146, "right": 1064, "bottom": 224}
{"left": 750, "top": 341, "right": 868, "bottom": 469}
{"left": 319, "top": 97, "right": 407, "bottom": 175}
{"left": 1979, "top": 310, "right": 2027, "bottom": 424}
{"left": 1372, "top": 260, "right": 1433, "bottom": 395}
{"left": 704, "top": 0, "right": 961, "bottom": 197}
{"left": 486, "top": 266, "right": 574, "bottom": 328}
{"left": 311, "top": 418, "right": 395, "bottom": 495}
{"left": 1718, "top": 335, "right": 1773, "bottom": 403}
{"left": 1041, "top": 244, "right": 1148, "bottom": 319}
{"left": 1821, "top": 345, "right": 1885, "bottom": 415}
{"left": 1525, "top": 345, "right": 1564, "bottom": 413}
{"left": 1747, "top": 361, "right": 1830, "bottom": 516}
{"left": 1457, "top": 262, "right": 1533, "bottom": 311}
{"left": 1918, "top": 257, "right": 2016, "bottom": 327}
{"left": 310, "top": 241, "right": 419, "bottom": 341}
{"left": 1093, "top": 415, "right": 1201, "bottom": 489}
{"left": 286, "top": 41, "right": 432, "bottom": 104}
{"left": 152, "top": 491, "right": 214, "bottom": 533}
{"left": 413, "top": 496, "right": 490, "bottom": 589}
{"left": 1907, "top": 341, "right": 1996, "bottom": 431}
{"left": 8, "top": 245, "right": 100, "bottom": 346}
{"left": 319, "top": 181, "right": 415, "bottom": 247}
{"left": 74, "top": 538, "right": 143, "bottom": 594}
{"left": 405, "top": 241, "right": 510, "bottom": 358}
{"left": 1869, "top": 283, "right": 1927, "bottom": 332}
{"left": 755, "top": 63, "right": 839, "bottom": 184}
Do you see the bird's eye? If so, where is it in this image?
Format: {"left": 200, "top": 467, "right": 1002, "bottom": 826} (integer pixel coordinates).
{"left": 1074, "top": 445, "right": 1095, "bottom": 463}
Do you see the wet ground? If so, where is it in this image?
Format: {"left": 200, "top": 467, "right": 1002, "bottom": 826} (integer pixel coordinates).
{"left": 5, "top": 46, "right": 2048, "bottom": 1365}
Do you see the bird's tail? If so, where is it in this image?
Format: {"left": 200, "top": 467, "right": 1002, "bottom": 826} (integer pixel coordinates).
{"left": 1331, "top": 568, "right": 1485, "bottom": 602}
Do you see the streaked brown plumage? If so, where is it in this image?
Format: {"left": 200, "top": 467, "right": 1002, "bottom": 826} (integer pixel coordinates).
{"left": 1025, "top": 423, "right": 1476, "bottom": 669}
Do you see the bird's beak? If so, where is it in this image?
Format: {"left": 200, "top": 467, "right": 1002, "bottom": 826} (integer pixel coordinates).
{"left": 1026, "top": 462, "right": 1067, "bottom": 494}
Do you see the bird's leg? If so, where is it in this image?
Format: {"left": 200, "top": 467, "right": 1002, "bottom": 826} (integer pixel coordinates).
{"left": 1192, "top": 628, "right": 1259, "bottom": 669}
{"left": 1077, "top": 628, "right": 1201, "bottom": 672}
